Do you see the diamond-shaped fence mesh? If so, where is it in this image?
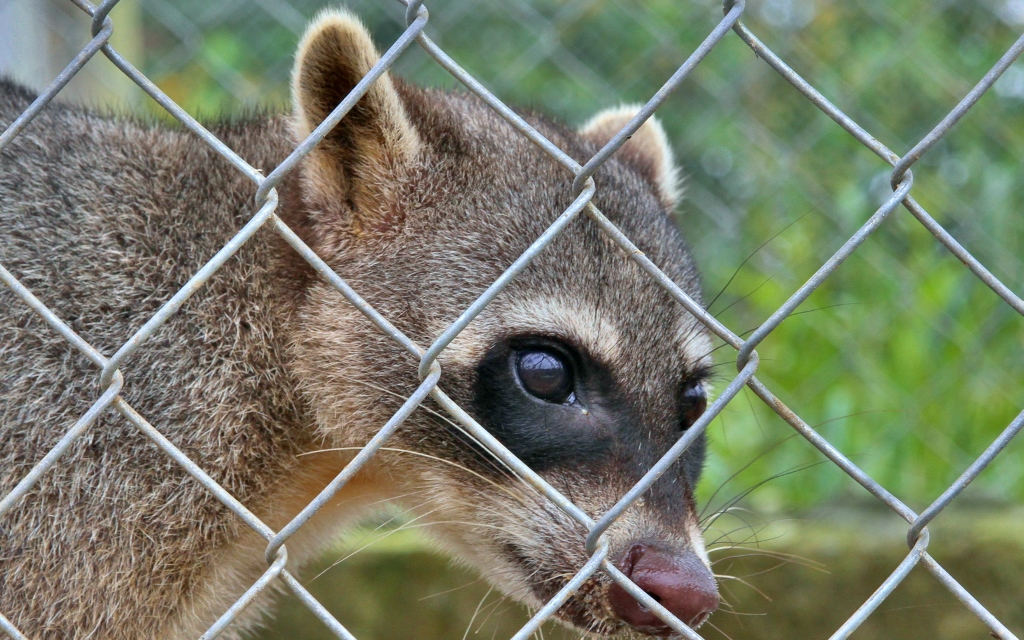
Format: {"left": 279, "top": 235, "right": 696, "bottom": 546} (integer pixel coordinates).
{"left": 0, "top": 0, "right": 1022, "bottom": 638}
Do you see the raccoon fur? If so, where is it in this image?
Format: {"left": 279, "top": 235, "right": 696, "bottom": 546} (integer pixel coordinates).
{"left": 0, "top": 9, "right": 717, "bottom": 639}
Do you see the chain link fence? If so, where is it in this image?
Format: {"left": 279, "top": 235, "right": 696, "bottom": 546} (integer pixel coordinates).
{"left": 1, "top": 0, "right": 1022, "bottom": 638}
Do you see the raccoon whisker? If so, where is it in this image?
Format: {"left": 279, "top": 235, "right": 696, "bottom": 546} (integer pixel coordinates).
{"left": 711, "top": 594, "right": 736, "bottom": 612}
{"left": 483, "top": 576, "right": 558, "bottom": 638}
{"left": 699, "top": 306, "right": 860, "bottom": 365}
{"left": 398, "top": 451, "right": 532, "bottom": 506}
{"left": 696, "top": 297, "right": 862, "bottom": 369}
{"left": 732, "top": 547, "right": 827, "bottom": 569}
{"left": 743, "top": 387, "right": 766, "bottom": 440}
{"left": 699, "top": 435, "right": 800, "bottom": 520}
{"left": 716, "top": 609, "right": 768, "bottom": 618}
{"left": 703, "top": 506, "right": 761, "bottom": 536}
{"left": 706, "top": 538, "right": 770, "bottom": 554}
{"left": 701, "top": 460, "right": 825, "bottom": 531}
{"left": 298, "top": 446, "right": 529, "bottom": 506}
{"left": 419, "top": 576, "right": 485, "bottom": 601}
{"left": 710, "top": 549, "right": 827, "bottom": 573}
{"left": 692, "top": 326, "right": 760, "bottom": 361}
{"left": 707, "top": 529, "right": 789, "bottom": 552}
{"left": 402, "top": 510, "right": 552, "bottom": 563}
{"left": 711, "top": 277, "right": 773, "bottom": 322}
{"left": 523, "top": 605, "right": 536, "bottom": 634}
{"left": 704, "top": 359, "right": 744, "bottom": 370}
{"left": 714, "top": 586, "right": 768, "bottom": 621}
{"left": 712, "top": 573, "right": 772, "bottom": 602}
{"left": 704, "top": 505, "right": 782, "bottom": 540}
{"left": 787, "top": 302, "right": 863, "bottom": 318}
{"left": 463, "top": 490, "right": 583, "bottom": 544}
{"left": 310, "top": 501, "right": 445, "bottom": 581}
{"left": 329, "top": 497, "right": 433, "bottom": 556}
{"left": 437, "top": 419, "right": 546, "bottom": 498}
{"left": 686, "top": 337, "right": 746, "bottom": 372}
{"left": 702, "top": 410, "right": 900, "bottom": 547}
{"left": 471, "top": 571, "right": 542, "bottom": 612}
{"left": 705, "top": 503, "right": 758, "bottom": 520}
{"left": 702, "top": 617, "right": 738, "bottom": 640}
{"left": 318, "top": 493, "right": 434, "bottom": 570}
{"left": 414, "top": 412, "right": 553, "bottom": 511}
{"left": 704, "top": 214, "right": 805, "bottom": 313}
{"left": 714, "top": 559, "right": 791, "bottom": 581}
{"left": 463, "top": 584, "right": 496, "bottom": 640}
{"left": 477, "top": 595, "right": 516, "bottom": 634}
{"left": 463, "top": 568, "right": 567, "bottom": 634}
{"left": 712, "top": 511, "right": 787, "bottom": 540}
{"left": 347, "top": 489, "right": 431, "bottom": 511}
{"left": 453, "top": 491, "right": 573, "bottom": 546}
{"left": 346, "top": 378, "right": 534, "bottom": 491}
{"left": 693, "top": 339, "right": 735, "bottom": 361}
{"left": 447, "top": 501, "right": 539, "bottom": 535}
{"left": 704, "top": 498, "right": 798, "bottom": 540}
{"left": 704, "top": 515, "right": 766, "bottom": 548}
{"left": 706, "top": 519, "right": 793, "bottom": 552}
{"left": 465, "top": 590, "right": 507, "bottom": 634}
{"left": 394, "top": 519, "right": 516, "bottom": 532}
{"left": 707, "top": 306, "right": 854, "bottom": 356}
{"left": 424, "top": 412, "right": 544, "bottom": 497}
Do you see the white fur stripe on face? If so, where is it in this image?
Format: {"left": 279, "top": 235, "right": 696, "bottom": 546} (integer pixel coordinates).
{"left": 676, "top": 318, "right": 713, "bottom": 370}
{"left": 436, "top": 298, "right": 625, "bottom": 370}
{"left": 438, "top": 298, "right": 711, "bottom": 380}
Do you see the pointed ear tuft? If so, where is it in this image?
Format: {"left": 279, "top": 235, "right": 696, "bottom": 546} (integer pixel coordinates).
{"left": 291, "top": 9, "right": 420, "bottom": 230}
{"left": 580, "top": 104, "right": 681, "bottom": 210}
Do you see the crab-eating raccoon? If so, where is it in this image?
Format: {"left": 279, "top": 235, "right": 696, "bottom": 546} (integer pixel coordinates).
{"left": 0, "top": 8, "right": 718, "bottom": 639}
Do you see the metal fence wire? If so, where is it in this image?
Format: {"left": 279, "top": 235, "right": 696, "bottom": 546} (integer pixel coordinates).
{"left": 0, "top": 0, "right": 1022, "bottom": 638}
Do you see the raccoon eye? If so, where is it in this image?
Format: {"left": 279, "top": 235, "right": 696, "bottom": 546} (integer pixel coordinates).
{"left": 515, "top": 349, "right": 574, "bottom": 404}
{"left": 681, "top": 382, "right": 707, "bottom": 430}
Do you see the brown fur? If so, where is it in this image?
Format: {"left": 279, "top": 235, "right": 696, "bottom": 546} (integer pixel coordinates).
{"left": 0, "top": 9, "right": 711, "bottom": 638}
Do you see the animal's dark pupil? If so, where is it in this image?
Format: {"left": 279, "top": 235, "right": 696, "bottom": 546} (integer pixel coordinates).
{"left": 516, "top": 350, "right": 572, "bottom": 402}
{"left": 682, "top": 382, "right": 707, "bottom": 429}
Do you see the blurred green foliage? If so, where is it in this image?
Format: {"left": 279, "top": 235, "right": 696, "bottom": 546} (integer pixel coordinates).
{"left": 136, "top": 0, "right": 1024, "bottom": 512}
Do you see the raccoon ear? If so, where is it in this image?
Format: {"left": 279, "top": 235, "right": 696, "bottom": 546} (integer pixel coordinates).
{"left": 291, "top": 9, "right": 420, "bottom": 230}
{"left": 579, "top": 105, "right": 681, "bottom": 210}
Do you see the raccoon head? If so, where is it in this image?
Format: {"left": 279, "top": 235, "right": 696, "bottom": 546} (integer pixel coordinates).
{"left": 287, "top": 9, "right": 717, "bottom": 636}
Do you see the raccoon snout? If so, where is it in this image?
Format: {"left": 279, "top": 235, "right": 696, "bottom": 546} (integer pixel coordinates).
{"left": 606, "top": 543, "right": 719, "bottom": 635}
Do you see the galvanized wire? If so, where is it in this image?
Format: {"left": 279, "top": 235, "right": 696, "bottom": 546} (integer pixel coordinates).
{"left": 0, "top": 0, "right": 1021, "bottom": 639}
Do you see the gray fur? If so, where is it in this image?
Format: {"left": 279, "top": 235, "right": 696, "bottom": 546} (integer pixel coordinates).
{"left": 0, "top": 12, "right": 711, "bottom": 639}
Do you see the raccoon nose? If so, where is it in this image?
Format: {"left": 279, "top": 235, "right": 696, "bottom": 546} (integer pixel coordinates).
{"left": 607, "top": 544, "right": 719, "bottom": 635}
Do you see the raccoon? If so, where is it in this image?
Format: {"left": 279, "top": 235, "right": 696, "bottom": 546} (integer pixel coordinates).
{"left": 0, "top": 9, "right": 717, "bottom": 639}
